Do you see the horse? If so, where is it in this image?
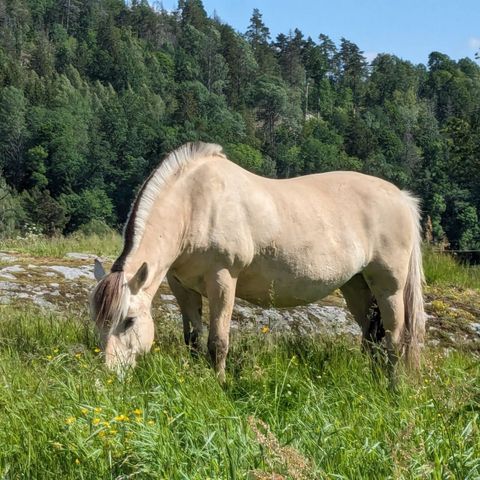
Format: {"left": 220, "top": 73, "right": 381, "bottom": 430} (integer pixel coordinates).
{"left": 90, "top": 141, "right": 425, "bottom": 383}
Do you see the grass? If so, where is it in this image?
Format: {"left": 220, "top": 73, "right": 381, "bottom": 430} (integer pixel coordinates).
{"left": 0, "top": 232, "right": 122, "bottom": 258}
{"left": 0, "top": 305, "right": 479, "bottom": 479}
{"left": 423, "top": 247, "right": 480, "bottom": 290}
{"left": 0, "top": 236, "right": 479, "bottom": 478}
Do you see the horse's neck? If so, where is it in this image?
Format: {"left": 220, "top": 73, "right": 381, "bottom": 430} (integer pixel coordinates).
{"left": 122, "top": 198, "right": 186, "bottom": 297}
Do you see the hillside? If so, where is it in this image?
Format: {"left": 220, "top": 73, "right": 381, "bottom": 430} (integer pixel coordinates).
{"left": 1, "top": 0, "right": 480, "bottom": 251}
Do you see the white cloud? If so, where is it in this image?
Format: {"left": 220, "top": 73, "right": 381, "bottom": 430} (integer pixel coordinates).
{"left": 468, "top": 37, "right": 480, "bottom": 50}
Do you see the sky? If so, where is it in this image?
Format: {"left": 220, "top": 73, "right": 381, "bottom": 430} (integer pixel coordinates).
{"left": 160, "top": 0, "right": 480, "bottom": 65}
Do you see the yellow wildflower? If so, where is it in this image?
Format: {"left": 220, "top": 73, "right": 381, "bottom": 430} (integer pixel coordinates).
{"left": 261, "top": 325, "right": 270, "bottom": 334}
{"left": 75, "top": 458, "right": 80, "bottom": 465}
{"left": 133, "top": 408, "right": 142, "bottom": 416}
{"left": 147, "top": 420, "right": 155, "bottom": 426}
{"left": 94, "top": 407, "right": 102, "bottom": 414}
{"left": 53, "top": 348, "right": 59, "bottom": 354}
{"left": 65, "top": 416, "right": 76, "bottom": 425}
{"left": 94, "top": 347, "right": 101, "bottom": 353}
{"left": 75, "top": 352, "right": 82, "bottom": 359}
{"left": 114, "top": 414, "right": 128, "bottom": 422}
{"left": 80, "top": 408, "right": 88, "bottom": 415}
{"left": 46, "top": 355, "right": 53, "bottom": 360}
{"left": 107, "top": 378, "right": 113, "bottom": 384}
{"left": 92, "top": 418, "right": 101, "bottom": 426}
{"left": 109, "top": 429, "right": 118, "bottom": 435}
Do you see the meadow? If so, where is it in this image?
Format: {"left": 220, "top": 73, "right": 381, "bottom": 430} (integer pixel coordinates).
{"left": 0, "top": 236, "right": 479, "bottom": 479}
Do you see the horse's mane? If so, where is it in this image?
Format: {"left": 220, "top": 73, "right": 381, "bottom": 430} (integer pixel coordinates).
{"left": 113, "top": 142, "right": 225, "bottom": 271}
{"left": 90, "top": 271, "right": 129, "bottom": 329}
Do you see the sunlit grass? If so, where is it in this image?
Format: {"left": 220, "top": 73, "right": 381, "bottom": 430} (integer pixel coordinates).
{"left": 0, "top": 305, "right": 478, "bottom": 479}
{"left": 0, "top": 232, "right": 122, "bottom": 258}
{"left": 423, "top": 247, "right": 480, "bottom": 289}
{"left": 0, "top": 237, "right": 479, "bottom": 477}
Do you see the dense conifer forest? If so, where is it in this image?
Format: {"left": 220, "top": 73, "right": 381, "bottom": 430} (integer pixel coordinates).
{"left": 0, "top": 0, "right": 479, "bottom": 250}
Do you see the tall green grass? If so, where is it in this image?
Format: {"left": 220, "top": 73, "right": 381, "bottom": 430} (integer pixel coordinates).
{"left": 423, "top": 247, "right": 480, "bottom": 289}
{"left": 0, "top": 232, "right": 122, "bottom": 258}
{"left": 0, "top": 305, "right": 478, "bottom": 479}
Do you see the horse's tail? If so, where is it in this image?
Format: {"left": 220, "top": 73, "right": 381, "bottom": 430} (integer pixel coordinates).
{"left": 401, "top": 192, "right": 425, "bottom": 369}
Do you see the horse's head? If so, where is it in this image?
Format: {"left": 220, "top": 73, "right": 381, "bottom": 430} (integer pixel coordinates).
{"left": 89, "top": 259, "right": 154, "bottom": 373}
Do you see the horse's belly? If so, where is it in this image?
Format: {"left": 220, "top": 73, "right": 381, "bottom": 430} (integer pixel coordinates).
{"left": 236, "top": 260, "right": 349, "bottom": 308}
{"left": 235, "top": 278, "right": 335, "bottom": 307}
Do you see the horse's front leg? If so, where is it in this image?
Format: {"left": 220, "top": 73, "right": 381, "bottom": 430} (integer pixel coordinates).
{"left": 167, "top": 272, "right": 203, "bottom": 351}
{"left": 206, "top": 268, "right": 237, "bottom": 384}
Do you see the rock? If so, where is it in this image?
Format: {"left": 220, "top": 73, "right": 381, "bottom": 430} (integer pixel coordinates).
{"left": 0, "top": 265, "right": 25, "bottom": 274}
{"left": 469, "top": 323, "right": 480, "bottom": 335}
{"left": 0, "top": 253, "right": 16, "bottom": 263}
{"left": 160, "top": 294, "right": 176, "bottom": 301}
{"left": 0, "top": 273, "right": 16, "bottom": 280}
{"left": 48, "top": 265, "right": 94, "bottom": 280}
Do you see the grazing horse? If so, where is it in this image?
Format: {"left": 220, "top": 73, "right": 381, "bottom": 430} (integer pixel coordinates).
{"left": 90, "top": 142, "right": 425, "bottom": 383}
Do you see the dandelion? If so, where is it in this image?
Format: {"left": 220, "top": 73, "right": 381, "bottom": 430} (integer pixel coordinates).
{"left": 98, "top": 430, "right": 106, "bottom": 438}
{"left": 80, "top": 408, "right": 88, "bottom": 415}
{"left": 261, "top": 325, "right": 270, "bottom": 334}
{"left": 92, "top": 418, "right": 101, "bottom": 426}
{"left": 102, "top": 421, "right": 110, "bottom": 427}
{"left": 94, "top": 347, "right": 101, "bottom": 353}
{"left": 94, "top": 407, "right": 102, "bottom": 414}
{"left": 65, "top": 416, "right": 76, "bottom": 425}
{"left": 114, "top": 414, "right": 128, "bottom": 422}
{"left": 132, "top": 408, "right": 142, "bottom": 416}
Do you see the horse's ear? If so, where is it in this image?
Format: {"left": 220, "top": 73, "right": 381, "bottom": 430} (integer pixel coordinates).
{"left": 94, "top": 259, "right": 106, "bottom": 281}
{"left": 128, "top": 262, "right": 149, "bottom": 294}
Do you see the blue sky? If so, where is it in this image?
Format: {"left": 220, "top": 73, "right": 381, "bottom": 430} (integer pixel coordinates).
{"left": 160, "top": 0, "right": 480, "bottom": 65}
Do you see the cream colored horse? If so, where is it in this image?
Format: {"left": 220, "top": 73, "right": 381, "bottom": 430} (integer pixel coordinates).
{"left": 90, "top": 142, "right": 425, "bottom": 383}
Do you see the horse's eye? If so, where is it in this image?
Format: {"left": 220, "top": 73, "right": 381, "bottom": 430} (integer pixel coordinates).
{"left": 124, "top": 317, "right": 135, "bottom": 329}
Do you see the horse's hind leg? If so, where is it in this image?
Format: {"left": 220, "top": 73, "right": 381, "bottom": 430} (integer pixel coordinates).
{"left": 364, "top": 267, "right": 407, "bottom": 389}
{"left": 167, "top": 272, "right": 203, "bottom": 350}
{"left": 341, "top": 274, "right": 382, "bottom": 352}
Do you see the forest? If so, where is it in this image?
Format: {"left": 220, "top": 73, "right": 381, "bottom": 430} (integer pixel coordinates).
{"left": 0, "top": 0, "right": 479, "bottom": 250}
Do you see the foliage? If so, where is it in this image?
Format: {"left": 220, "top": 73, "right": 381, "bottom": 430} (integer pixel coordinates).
{"left": 0, "top": 1, "right": 479, "bottom": 249}
{"left": 0, "top": 174, "right": 25, "bottom": 238}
